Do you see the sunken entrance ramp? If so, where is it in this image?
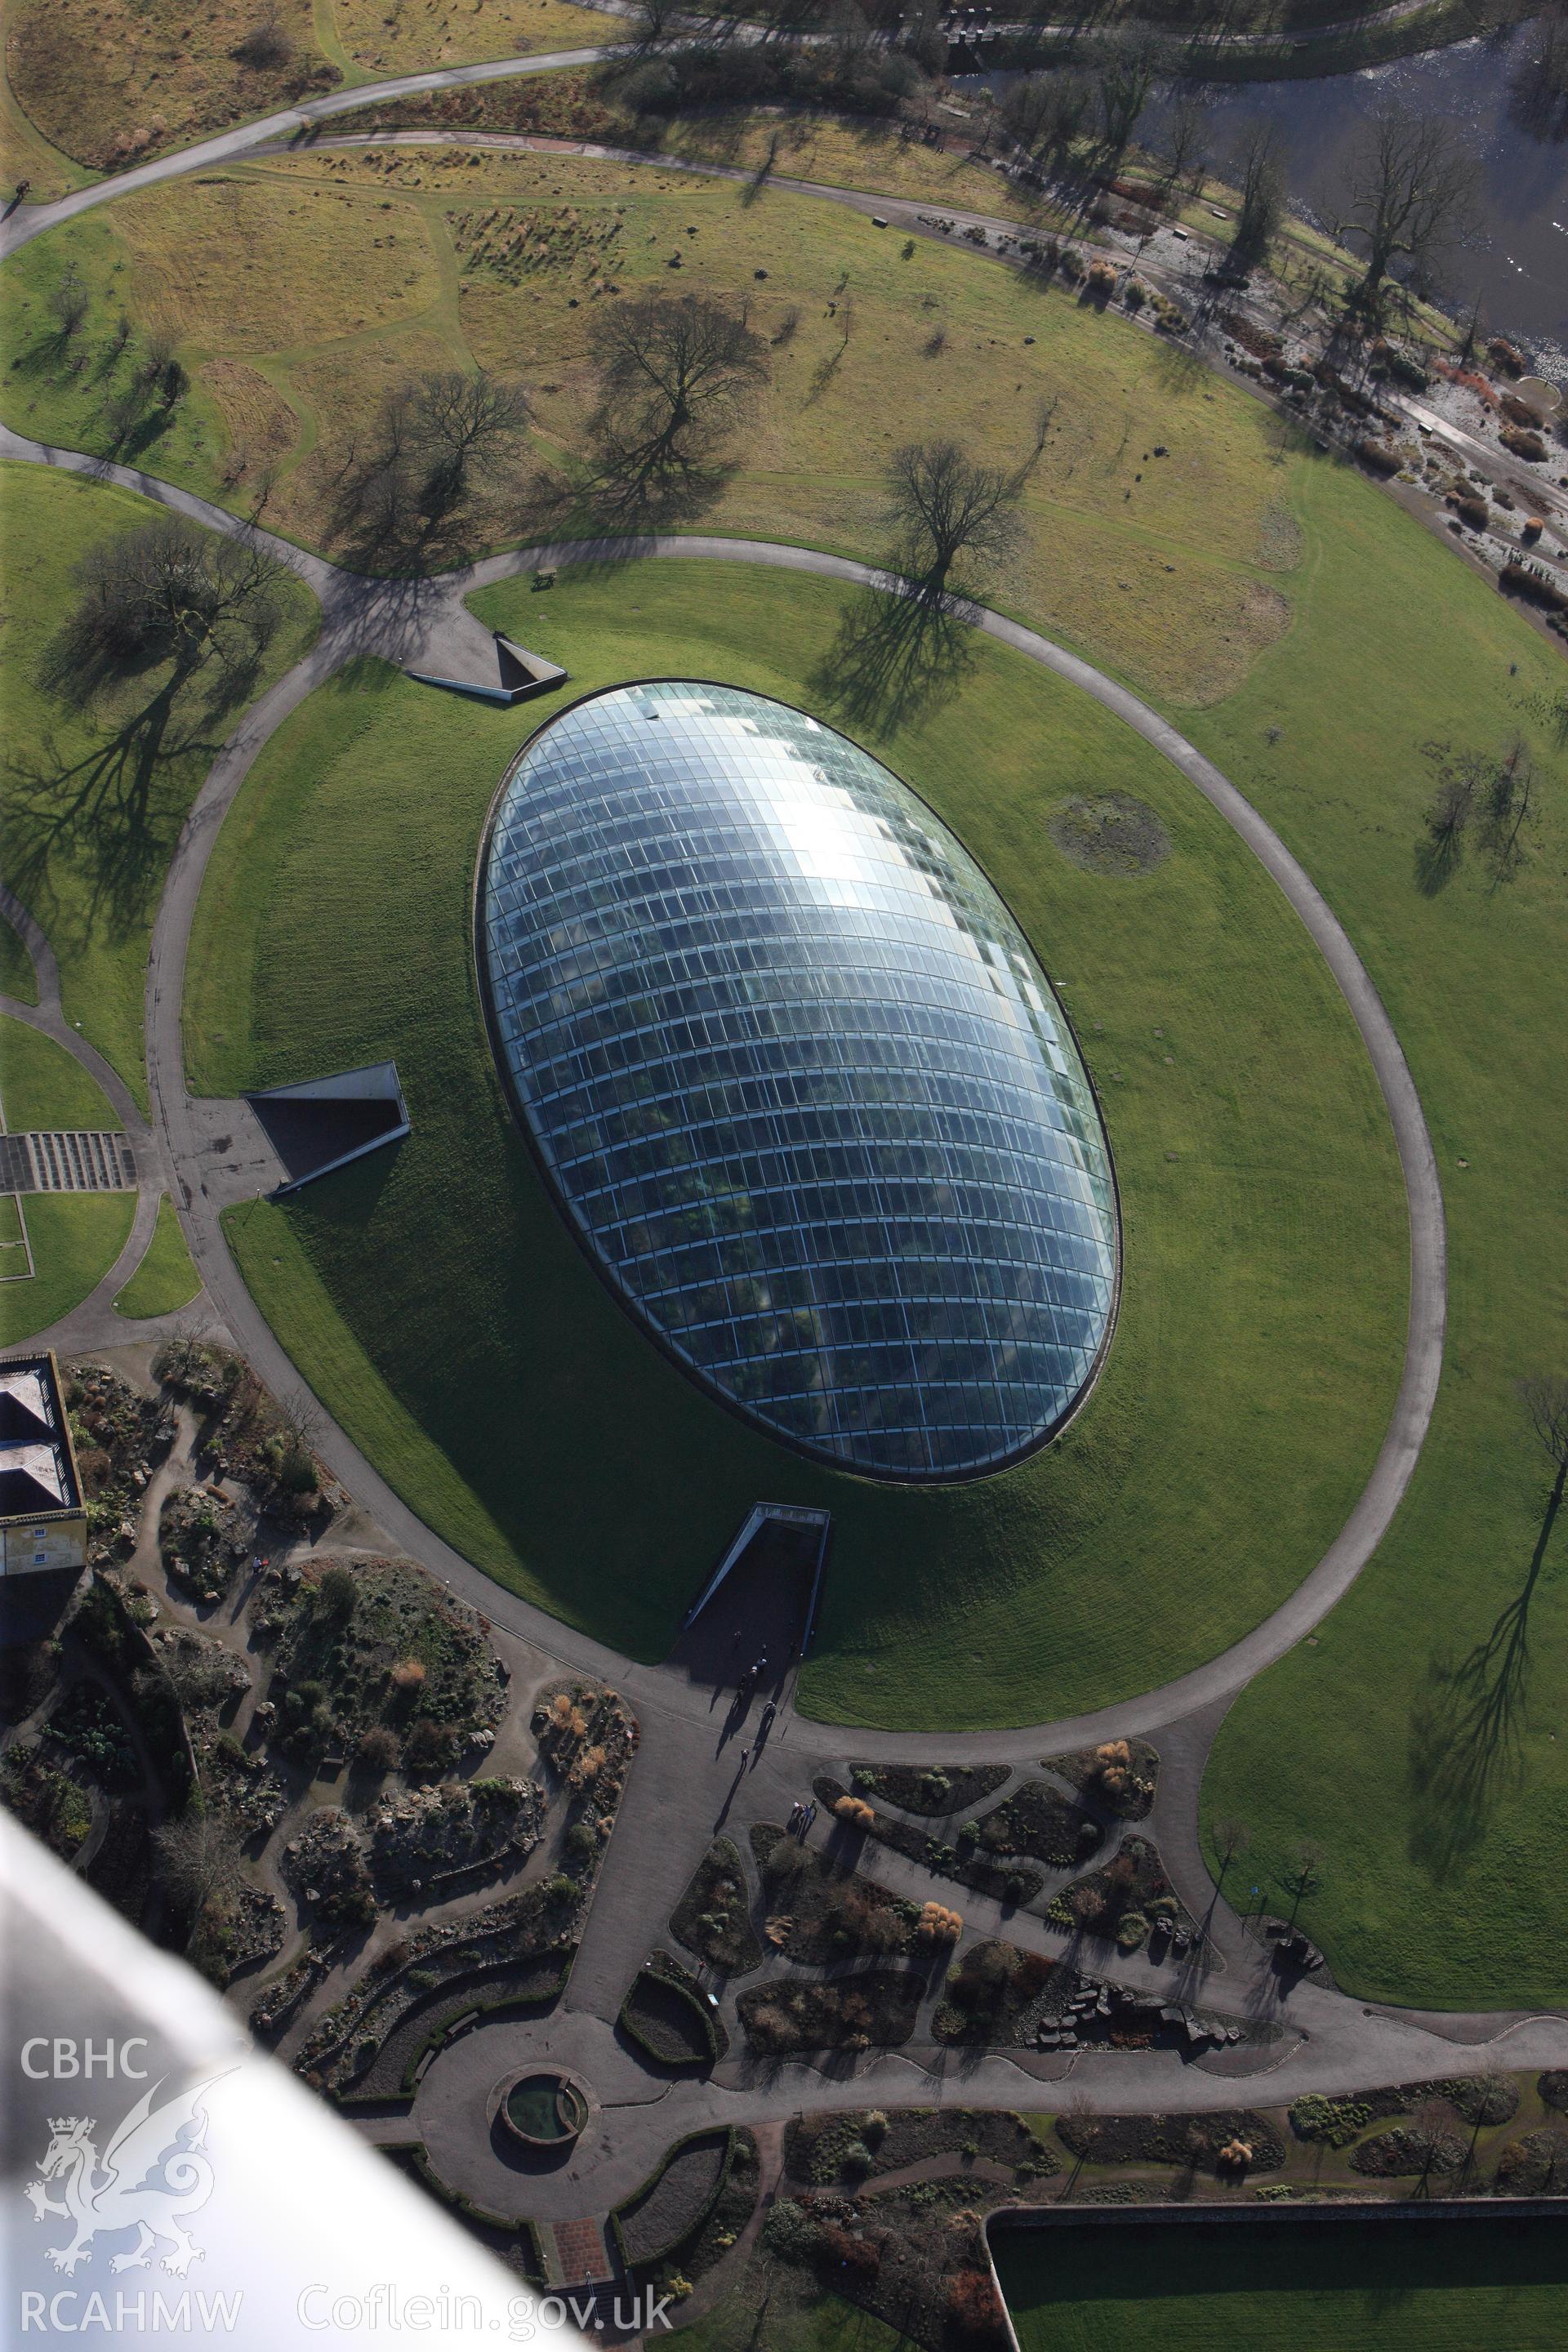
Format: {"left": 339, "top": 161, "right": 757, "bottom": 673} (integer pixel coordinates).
{"left": 406, "top": 631, "right": 567, "bottom": 708}
{"left": 668, "top": 1502, "right": 831, "bottom": 1695}
{"left": 245, "top": 1062, "right": 409, "bottom": 1196}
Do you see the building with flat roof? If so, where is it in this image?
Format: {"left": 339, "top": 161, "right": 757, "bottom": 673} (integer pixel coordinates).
{"left": 0, "top": 1351, "right": 87, "bottom": 1579}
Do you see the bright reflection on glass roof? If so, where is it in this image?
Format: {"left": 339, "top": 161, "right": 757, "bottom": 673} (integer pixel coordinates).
{"left": 480, "top": 683, "right": 1117, "bottom": 1479}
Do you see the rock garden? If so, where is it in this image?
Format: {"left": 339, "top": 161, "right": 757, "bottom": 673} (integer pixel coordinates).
{"left": 814, "top": 1774, "right": 1047, "bottom": 1909}
{"left": 250, "top": 1553, "right": 506, "bottom": 1776}
{"left": 1041, "top": 1737, "right": 1159, "bottom": 1822}
{"left": 1046, "top": 1833, "right": 1192, "bottom": 1954}
{"left": 750, "top": 1820, "right": 923, "bottom": 1965}
{"left": 0, "top": 1738, "right": 93, "bottom": 1861}
{"left": 293, "top": 1880, "right": 585, "bottom": 2101}
{"left": 63, "top": 1361, "right": 171, "bottom": 1563}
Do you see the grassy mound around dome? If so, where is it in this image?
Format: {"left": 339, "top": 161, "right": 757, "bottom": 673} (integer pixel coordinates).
{"left": 188, "top": 557, "right": 1407, "bottom": 1728}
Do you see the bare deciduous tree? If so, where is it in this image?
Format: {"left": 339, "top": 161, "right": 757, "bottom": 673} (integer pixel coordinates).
{"left": 401, "top": 369, "right": 532, "bottom": 513}
{"left": 1408, "top": 2094, "right": 1455, "bottom": 2193}
{"left": 153, "top": 1805, "right": 241, "bottom": 1926}
{"left": 1089, "top": 25, "right": 1164, "bottom": 171}
{"left": 1211, "top": 1815, "right": 1250, "bottom": 1882}
{"left": 1228, "top": 120, "right": 1286, "bottom": 272}
{"left": 50, "top": 265, "right": 89, "bottom": 341}
{"left": 1058, "top": 2087, "right": 1102, "bottom": 2194}
{"left": 1519, "top": 1374, "right": 1568, "bottom": 1499}
{"left": 1418, "top": 739, "right": 1536, "bottom": 893}
{"left": 59, "top": 520, "right": 286, "bottom": 686}
{"left": 234, "top": 1, "right": 294, "bottom": 71}
{"left": 881, "top": 439, "right": 1026, "bottom": 603}
{"left": 630, "top": 0, "right": 680, "bottom": 47}
{"left": 586, "top": 290, "right": 769, "bottom": 520}
{"left": 1334, "top": 105, "right": 1480, "bottom": 320}
{"left": 1156, "top": 90, "right": 1209, "bottom": 197}
{"left": 1278, "top": 1838, "right": 1324, "bottom": 1927}
{"left": 1003, "top": 69, "right": 1093, "bottom": 176}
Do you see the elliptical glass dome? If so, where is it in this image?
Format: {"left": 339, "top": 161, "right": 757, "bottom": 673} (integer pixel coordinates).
{"left": 480, "top": 683, "right": 1117, "bottom": 1480}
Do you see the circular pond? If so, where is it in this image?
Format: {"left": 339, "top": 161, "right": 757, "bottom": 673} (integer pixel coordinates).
{"left": 501, "top": 2069, "right": 589, "bottom": 2150}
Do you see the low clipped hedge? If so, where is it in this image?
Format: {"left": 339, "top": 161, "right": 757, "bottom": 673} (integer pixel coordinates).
{"left": 331, "top": 1949, "right": 574, "bottom": 2109}
{"left": 612, "top": 2127, "right": 736, "bottom": 2270}
{"left": 619, "top": 1952, "right": 726, "bottom": 2068}
{"left": 383, "top": 2141, "right": 544, "bottom": 2276}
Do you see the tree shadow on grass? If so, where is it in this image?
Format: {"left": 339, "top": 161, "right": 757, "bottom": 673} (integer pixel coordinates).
{"left": 7, "top": 665, "right": 244, "bottom": 947}
{"left": 1413, "top": 824, "right": 1466, "bottom": 898}
{"left": 806, "top": 580, "right": 978, "bottom": 737}
{"left": 1405, "top": 1463, "right": 1566, "bottom": 1877}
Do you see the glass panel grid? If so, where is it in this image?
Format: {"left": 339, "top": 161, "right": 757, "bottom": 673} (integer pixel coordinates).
{"left": 482, "top": 684, "right": 1117, "bottom": 1479}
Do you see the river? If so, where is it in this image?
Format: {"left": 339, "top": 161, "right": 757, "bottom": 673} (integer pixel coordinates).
{"left": 981, "top": 22, "right": 1568, "bottom": 371}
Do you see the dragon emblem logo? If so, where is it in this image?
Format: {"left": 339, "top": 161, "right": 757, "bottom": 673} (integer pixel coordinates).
{"left": 23, "top": 2074, "right": 225, "bottom": 2277}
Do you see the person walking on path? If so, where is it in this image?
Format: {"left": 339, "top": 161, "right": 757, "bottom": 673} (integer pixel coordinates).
{"left": 739, "top": 1745, "right": 751, "bottom": 1771}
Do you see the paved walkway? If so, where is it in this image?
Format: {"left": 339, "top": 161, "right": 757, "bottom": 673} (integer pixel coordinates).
{"left": 2, "top": 63, "right": 1562, "bottom": 2268}
{"left": 0, "top": 883, "right": 178, "bottom": 1346}
{"left": 1, "top": 427, "right": 1446, "bottom": 1775}
{"left": 0, "top": 0, "right": 1468, "bottom": 265}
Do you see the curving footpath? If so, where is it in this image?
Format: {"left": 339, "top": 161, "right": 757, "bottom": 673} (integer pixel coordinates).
{"left": 1, "top": 425, "right": 1445, "bottom": 1773}
{"left": 4, "top": 433, "right": 1559, "bottom": 2218}
{"left": 0, "top": 0, "right": 1474, "bottom": 265}
{"left": 2, "top": 44, "right": 1561, "bottom": 2245}
{"left": 0, "top": 880, "right": 171, "bottom": 1340}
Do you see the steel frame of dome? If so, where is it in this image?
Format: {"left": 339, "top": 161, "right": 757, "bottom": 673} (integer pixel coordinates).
{"left": 473, "top": 680, "right": 1121, "bottom": 1486}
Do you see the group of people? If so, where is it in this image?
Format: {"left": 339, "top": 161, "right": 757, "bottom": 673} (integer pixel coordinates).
{"left": 732, "top": 1629, "right": 770, "bottom": 1695}
{"left": 786, "top": 1799, "right": 818, "bottom": 1838}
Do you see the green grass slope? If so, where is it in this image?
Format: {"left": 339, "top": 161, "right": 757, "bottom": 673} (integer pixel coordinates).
{"left": 0, "top": 1192, "right": 136, "bottom": 1346}
{"left": 0, "top": 915, "right": 39, "bottom": 1004}
{"left": 0, "top": 463, "right": 318, "bottom": 1107}
{"left": 113, "top": 1193, "right": 201, "bottom": 1320}
{"left": 0, "top": 1013, "right": 118, "bottom": 1133}
{"left": 996, "top": 2215, "right": 1568, "bottom": 2352}
{"left": 1195, "top": 460, "right": 1568, "bottom": 2009}
{"left": 189, "top": 561, "right": 1406, "bottom": 1726}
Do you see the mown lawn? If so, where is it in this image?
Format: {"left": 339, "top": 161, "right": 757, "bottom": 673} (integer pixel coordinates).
{"left": 996, "top": 2215, "right": 1568, "bottom": 2352}
{"left": 0, "top": 915, "right": 38, "bottom": 1004}
{"left": 0, "top": 1013, "right": 119, "bottom": 1134}
{"left": 1195, "top": 458, "right": 1568, "bottom": 2010}
{"left": 113, "top": 1194, "right": 201, "bottom": 1320}
{"left": 0, "top": 464, "right": 318, "bottom": 1106}
{"left": 190, "top": 559, "right": 1406, "bottom": 1726}
{"left": 0, "top": 1192, "right": 135, "bottom": 1346}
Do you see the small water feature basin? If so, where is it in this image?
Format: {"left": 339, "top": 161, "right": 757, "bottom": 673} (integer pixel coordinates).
{"left": 501, "top": 2069, "right": 589, "bottom": 2149}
